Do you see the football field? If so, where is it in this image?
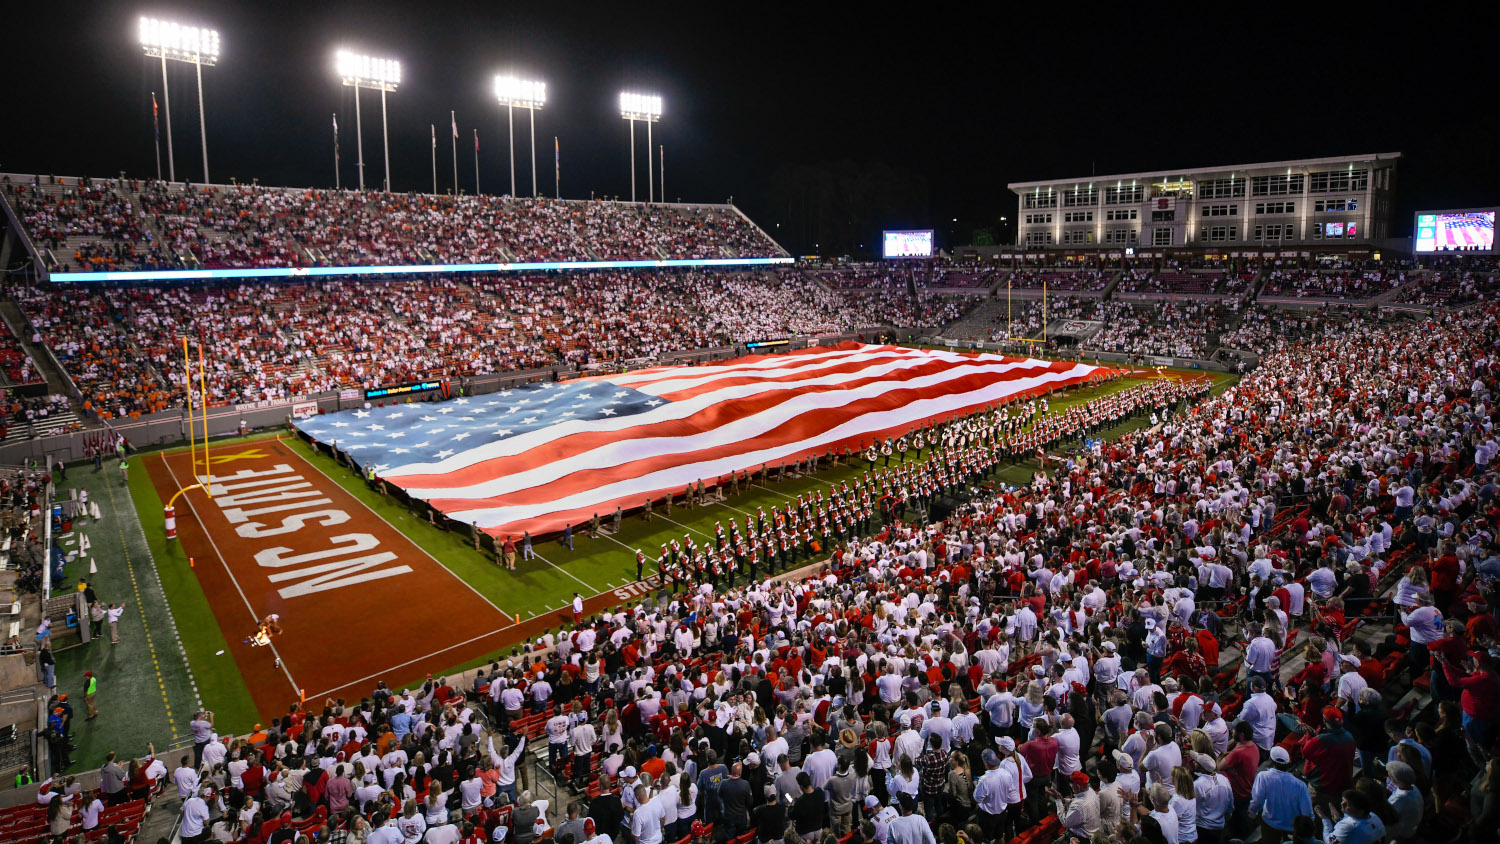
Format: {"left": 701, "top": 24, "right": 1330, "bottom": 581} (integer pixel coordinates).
{"left": 125, "top": 362, "right": 1231, "bottom": 729}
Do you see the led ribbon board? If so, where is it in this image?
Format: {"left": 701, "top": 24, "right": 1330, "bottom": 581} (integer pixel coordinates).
{"left": 48, "top": 256, "right": 795, "bottom": 283}
{"left": 365, "top": 379, "right": 444, "bottom": 400}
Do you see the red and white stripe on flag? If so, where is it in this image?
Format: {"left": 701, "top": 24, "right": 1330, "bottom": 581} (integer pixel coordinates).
{"left": 385, "top": 343, "right": 1111, "bottom": 537}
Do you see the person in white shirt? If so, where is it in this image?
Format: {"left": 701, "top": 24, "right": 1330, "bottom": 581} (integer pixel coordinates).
{"left": 1190, "top": 753, "right": 1232, "bottom": 837}
{"left": 1054, "top": 714, "right": 1082, "bottom": 775}
{"left": 1236, "top": 677, "right": 1278, "bottom": 751}
{"left": 174, "top": 757, "right": 201, "bottom": 800}
{"left": 628, "top": 784, "right": 669, "bottom": 844}
{"left": 180, "top": 786, "right": 212, "bottom": 843}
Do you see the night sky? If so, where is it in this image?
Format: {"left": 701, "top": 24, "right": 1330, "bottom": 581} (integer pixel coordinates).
{"left": 9, "top": 2, "right": 1497, "bottom": 256}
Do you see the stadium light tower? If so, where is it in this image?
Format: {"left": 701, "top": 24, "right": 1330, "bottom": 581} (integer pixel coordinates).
{"left": 493, "top": 75, "right": 546, "bottom": 198}
{"left": 336, "top": 50, "right": 401, "bottom": 192}
{"left": 139, "top": 16, "right": 219, "bottom": 184}
{"left": 619, "top": 92, "right": 662, "bottom": 203}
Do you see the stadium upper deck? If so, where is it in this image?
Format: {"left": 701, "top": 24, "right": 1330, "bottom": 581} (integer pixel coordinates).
{"left": 0, "top": 173, "right": 790, "bottom": 282}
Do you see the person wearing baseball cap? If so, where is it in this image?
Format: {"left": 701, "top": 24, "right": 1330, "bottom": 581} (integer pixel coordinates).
{"left": 1055, "top": 769, "right": 1100, "bottom": 839}
{"left": 1296, "top": 706, "right": 1357, "bottom": 814}
{"left": 1248, "top": 746, "right": 1312, "bottom": 840}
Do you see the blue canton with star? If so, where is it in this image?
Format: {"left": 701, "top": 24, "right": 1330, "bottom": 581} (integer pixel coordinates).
{"left": 293, "top": 379, "right": 666, "bottom": 475}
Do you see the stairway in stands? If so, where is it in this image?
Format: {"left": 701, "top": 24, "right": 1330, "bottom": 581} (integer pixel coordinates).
{"left": 0, "top": 299, "right": 87, "bottom": 441}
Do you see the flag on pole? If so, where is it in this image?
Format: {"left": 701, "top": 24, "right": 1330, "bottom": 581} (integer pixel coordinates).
{"left": 554, "top": 136, "right": 560, "bottom": 190}
{"left": 152, "top": 92, "right": 160, "bottom": 140}
{"left": 431, "top": 124, "right": 436, "bottom": 149}
{"left": 452, "top": 113, "right": 458, "bottom": 139}
{"left": 474, "top": 128, "right": 479, "bottom": 152}
{"left": 332, "top": 114, "right": 339, "bottom": 150}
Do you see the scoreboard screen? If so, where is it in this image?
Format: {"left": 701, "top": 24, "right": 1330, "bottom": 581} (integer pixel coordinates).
{"left": 1415, "top": 210, "right": 1495, "bottom": 253}
{"left": 882, "top": 230, "right": 934, "bottom": 259}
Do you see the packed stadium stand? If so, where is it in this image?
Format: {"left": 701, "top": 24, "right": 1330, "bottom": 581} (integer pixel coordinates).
{"left": 1257, "top": 259, "right": 1411, "bottom": 300}
{"left": 1, "top": 174, "right": 788, "bottom": 273}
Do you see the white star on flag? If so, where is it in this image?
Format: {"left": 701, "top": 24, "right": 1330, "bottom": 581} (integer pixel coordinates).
{"left": 521, "top": 416, "right": 538, "bottom": 424}
{"left": 647, "top": 400, "right": 663, "bottom": 407}
{"left": 354, "top": 410, "right": 371, "bottom": 419}
{"left": 454, "top": 398, "right": 469, "bottom": 405}
{"left": 498, "top": 391, "right": 512, "bottom": 398}
{"left": 369, "top": 424, "right": 385, "bottom": 431}
{"left": 434, "top": 449, "right": 455, "bottom": 459}
{"left": 453, "top": 432, "right": 471, "bottom": 441}
{"left": 600, "top": 408, "right": 617, "bottom": 416}
{"left": 391, "top": 448, "right": 411, "bottom": 454}
{"left": 332, "top": 422, "right": 350, "bottom": 428}
{"left": 438, "top": 407, "right": 456, "bottom": 414}
{"left": 421, "top": 416, "right": 438, "bottom": 422}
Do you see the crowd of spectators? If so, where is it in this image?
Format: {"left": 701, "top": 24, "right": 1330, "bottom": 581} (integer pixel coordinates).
{"left": 24, "top": 302, "right": 1500, "bottom": 844}
{"left": 1392, "top": 267, "right": 1500, "bottom": 309}
{"left": 1004, "top": 270, "right": 1111, "bottom": 293}
{"left": 982, "top": 297, "right": 1103, "bottom": 343}
{"left": 2, "top": 176, "right": 154, "bottom": 272}
{"left": 5, "top": 176, "right": 785, "bottom": 273}
{"left": 1084, "top": 300, "right": 1235, "bottom": 360}
{"left": 12, "top": 270, "right": 957, "bottom": 409}
{"left": 1259, "top": 261, "right": 1410, "bottom": 300}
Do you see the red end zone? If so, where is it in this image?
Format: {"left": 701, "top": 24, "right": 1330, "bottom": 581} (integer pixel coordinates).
{"left": 146, "top": 438, "right": 519, "bottom": 716}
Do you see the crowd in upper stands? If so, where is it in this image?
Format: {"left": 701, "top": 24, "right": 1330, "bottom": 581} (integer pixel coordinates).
{"left": 1259, "top": 259, "right": 1411, "bottom": 300}
{"left": 1, "top": 175, "right": 784, "bottom": 274}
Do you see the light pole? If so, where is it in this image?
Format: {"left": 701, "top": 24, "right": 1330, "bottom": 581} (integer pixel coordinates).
{"left": 493, "top": 75, "right": 545, "bottom": 198}
{"left": 619, "top": 92, "right": 662, "bottom": 203}
{"left": 139, "top": 17, "right": 219, "bottom": 184}
{"left": 336, "top": 50, "right": 401, "bottom": 192}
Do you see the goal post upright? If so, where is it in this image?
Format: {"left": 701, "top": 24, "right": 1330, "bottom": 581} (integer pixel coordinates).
{"left": 166, "top": 338, "right": 212, "bottom": 536}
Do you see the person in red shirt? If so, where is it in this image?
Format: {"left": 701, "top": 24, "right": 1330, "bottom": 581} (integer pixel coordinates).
{"left": 1219, "top": 721, "right": 1261, "bottom": 832}
{"left": 1298, "top": 707, "right": 1357, "bottom": 812}
{"left": 1465, "top": 595, "right": 1500, "bottom": 649}
{"left": 1018, "top": 721, "right": 1059, "bottom": 818}
{"left": 1440, "top": 649, "right": 1500, "bottom": 759}
{"left": 1429, "top": 545, "right": 1462, "bottom": 611}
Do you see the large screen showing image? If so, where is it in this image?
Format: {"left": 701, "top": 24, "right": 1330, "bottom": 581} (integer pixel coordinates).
{"left": 1415, "top": 211, "right": 1495, "bottom": 253}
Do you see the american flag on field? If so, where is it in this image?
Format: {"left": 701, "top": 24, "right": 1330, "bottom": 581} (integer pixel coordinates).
{"left": 294, "top": 343, "right": 1109, "bottom": 538}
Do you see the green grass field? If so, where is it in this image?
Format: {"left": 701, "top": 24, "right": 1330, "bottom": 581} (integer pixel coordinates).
{"left": 115, "top": 360, "right": 1235, "bottom": 730}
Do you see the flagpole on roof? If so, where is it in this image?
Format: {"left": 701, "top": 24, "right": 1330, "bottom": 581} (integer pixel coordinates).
{"left": 451, "top": 111, "right": 458, "bottom": 195}
{"left": 431, "top": 124, "right": 437, "bottom": 195}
